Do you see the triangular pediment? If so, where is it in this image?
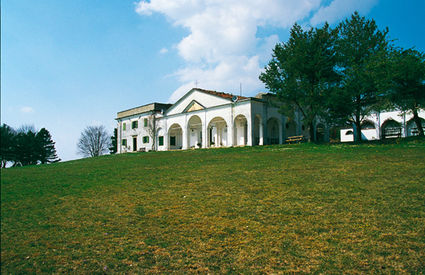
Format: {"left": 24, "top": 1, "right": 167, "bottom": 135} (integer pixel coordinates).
{"left": 183, "top": 100, "right": 205, "bottom": 113}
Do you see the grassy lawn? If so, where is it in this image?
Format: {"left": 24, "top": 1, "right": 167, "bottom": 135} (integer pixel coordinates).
{"left": 1, "top": 140, "right": 425, "bottom": 273}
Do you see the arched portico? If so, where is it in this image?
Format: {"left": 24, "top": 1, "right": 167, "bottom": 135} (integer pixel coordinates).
{"left": 253, "top": 114, "right": 263, "bottom": 145}
{"left": 207, "top": 117, "right": 228, "bottom": 147}
{"left": 407, "top": 118, "right": 425, "bottom": 136}
{"left": 187, "top": 115, "right": 203, "bottom": 148}
{"left": 234, "top": 114, "right": 248, "bottom": 146}
{"left": 267, "top": 117, "right": 280, "bottom": 144}
{"left": 168, "top": 123, "right": 183, "bottom": 149}
{"left": 381, "top": 119, "right": 402, "bottom": 139}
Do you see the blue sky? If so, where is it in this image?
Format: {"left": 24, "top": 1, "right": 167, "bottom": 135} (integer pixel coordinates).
{"left": 2, "top": 0, "right": 425, "bottom": 161}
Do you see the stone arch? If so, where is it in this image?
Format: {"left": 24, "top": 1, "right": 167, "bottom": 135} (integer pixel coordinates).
{"left": 267, "top": 117, "right": 280, "bottom": 144}
{"left": 407, "top": 117, "right": 425, "bottom": 136}
{"left": 234, "top": 114, "right": 248, "bottom": 146}
{"left": 168, "top": 123, "right": 183, "bottom": 149}
{"left": 187, "top": 115, "right": 203, "bottom": 148}
{"left": 207, "top": 117, "right": 228, "bottom": 147}
{"left": 253, "top": 114, "right": 263, "bottom": 145}
{"left": 381, "top": 119, "right": 402, "bottom": 139}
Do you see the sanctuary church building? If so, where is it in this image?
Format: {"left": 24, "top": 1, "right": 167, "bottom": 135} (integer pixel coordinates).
{"left": 115, "top": 88, "right": 308, "bottom": 153}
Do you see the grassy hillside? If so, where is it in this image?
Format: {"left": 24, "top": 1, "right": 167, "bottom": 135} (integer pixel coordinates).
{"left": 2, "top": 141, "right": 425, "bottom": 273}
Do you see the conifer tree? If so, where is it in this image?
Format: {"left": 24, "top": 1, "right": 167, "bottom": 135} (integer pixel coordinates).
{"left": 36, "top": 128, "right": 61, "bottom": 164}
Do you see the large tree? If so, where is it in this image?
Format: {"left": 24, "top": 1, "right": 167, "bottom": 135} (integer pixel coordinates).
{"left": 0, "top": 124, "right": 16, "bottom": 168}
{"left": 260, "top": 23, "right": 339, "bottom": 141}
{"left": 328, "top": 12, "right": 390, "bottom": 141}
{"left": 387, "top": 48, "right": 425, "bottom": 136}
{"left": 36, "top": 128, "right": 61, "bottom": 164}
{"left": 13, "top": 127, "right": 39, "bottom": 166}
{"left": 77, "top": 125, "right": 111, "bottom": 157}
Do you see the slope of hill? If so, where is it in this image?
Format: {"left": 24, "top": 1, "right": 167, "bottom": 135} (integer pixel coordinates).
{"left": 2, "top": 142, "right": 425, "bottom": 273}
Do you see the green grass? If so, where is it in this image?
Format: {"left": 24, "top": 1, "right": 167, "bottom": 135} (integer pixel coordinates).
{"left": 2, "top": 140, "right": 425, "bottom": 273}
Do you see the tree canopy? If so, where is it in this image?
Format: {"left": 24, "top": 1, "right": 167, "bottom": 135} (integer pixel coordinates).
{"left": 328, "top": 12, "right": 390, "bottom": 141}
{"left": 0, "top": 124, "right": 60, "bottom": 167}
{"left": 260, "top": 23, "right": 339, "bottom": 141}
{"left": 77, "top": 125, "right": 111, "bottom": 158}
{"left": 387, "top": 48, "right": 425, "bottom": 136}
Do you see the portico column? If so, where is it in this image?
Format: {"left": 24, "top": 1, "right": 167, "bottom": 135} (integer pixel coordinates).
{"left": 247, "top": 116, "right": 253, "bottom": 146}
{"left": 279, "top": 122, "right": 283, "bottom": 144}
{"left": 165, "top": 130, "right": 169, "bottom": 151}
{"left": 228, "top": 119, "right": 234, "bottom": 146}
{"left": 259, "top": 121, "right": 264, "bottom": 145}
{"left": 182, "top": 127, "right": 188, "bottom": 150}
{"left": 202, "top": 121, "right": 207, "bottom": 148}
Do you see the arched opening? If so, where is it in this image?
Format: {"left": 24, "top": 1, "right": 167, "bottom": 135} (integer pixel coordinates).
{"left": 253, "top": 115, "right": 263, "bottom": 145}
{"left": 168, "top": 123, "right": 183, "bottom": 149}
{"left": 285, "top": 119, "right": 297, "bottom": 137}
{"left": 234, "top": 114, "right": 247, "bottom": 146}
{"left": 381, "top": 119, "right": 402, "bottom": 139}
{"left": 187, "top": 115, "right": 202, "bottom": 148}
{"left": 316, "top": 123, "right": 325, "bottom": 142}
{"left": 407, "top": 118, "right": 425, "bottom": 136}
{"left": 362, "top": 120, "right": 375, "bottom": 129}
{"left": 267, "top": 117, "right": 279, "bottom": 144}
{"left": 207, "top": 117, "right": 227, "bottom": 147}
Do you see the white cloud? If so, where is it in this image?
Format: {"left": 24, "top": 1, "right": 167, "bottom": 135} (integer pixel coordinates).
{"left": 159, "top": 47, "right": 169, "bottom": 54}
{"left": 310, "top": 0, "right": 378, "bottom": 26}
{"left": 135, "top": 0, "right": 376, "bottom": 102}
{"left": 20, "top": 106, "right": 34, "bottom": 113}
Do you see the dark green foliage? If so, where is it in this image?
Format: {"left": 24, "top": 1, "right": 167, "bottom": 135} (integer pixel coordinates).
{"left": 0, "top": 124, "right": 16, "bottom": 168}
{"left": 109, "top": 128, "right": 118, "bottom": 154}
{"left": 13, "top": 128, "right": 39, "bottom": 166}
{"left": 327, "top": 12, "right": 390, "bottom": 141}
{"left": 387, "top": 48, "right": 425, "bottom": 136}
{"left": 260, "top": 23, "right": 339, "bottom": 141}
{"left": 0, "top": 124, "right": 60, "bottom": 167}
{"left": 36, "top": 128, "right": 61, "bottom": 164}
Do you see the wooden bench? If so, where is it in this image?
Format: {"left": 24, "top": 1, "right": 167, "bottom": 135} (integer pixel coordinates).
{"left": 285, "top": 135, "right": 304, "bottom": 144}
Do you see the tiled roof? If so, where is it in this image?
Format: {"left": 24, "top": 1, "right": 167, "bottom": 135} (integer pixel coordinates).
{"left": 196, "top": 88, "right": 248, "bottom": 101}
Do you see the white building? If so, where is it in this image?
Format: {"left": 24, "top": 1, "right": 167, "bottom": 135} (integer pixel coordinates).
{"left": 340, "top": 110, "right": 425, "bottom": 142}
{"left": 115, "top": 88, "right": 316, "bottom": 152}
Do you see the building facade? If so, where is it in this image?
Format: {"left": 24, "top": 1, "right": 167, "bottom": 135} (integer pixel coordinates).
{"left": 340, "top": 110, "right": 425, "bottom": 142}
{"left": 115, "top": 88, "right": 314, "bottom": 152}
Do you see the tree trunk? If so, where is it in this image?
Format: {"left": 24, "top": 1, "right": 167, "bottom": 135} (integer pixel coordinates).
{"left": 355, "top": 119, "right": 362, "bottom": 142}
{"left": 354, "top": 96, "right": 362, "bottom": 142}
{"left": 412, "top": 108, "right": 424, "bottom": 137}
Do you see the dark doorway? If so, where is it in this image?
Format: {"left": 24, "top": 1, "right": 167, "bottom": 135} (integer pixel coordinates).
{"left": 133, "top": 137, "right": 137, "bottom": 152}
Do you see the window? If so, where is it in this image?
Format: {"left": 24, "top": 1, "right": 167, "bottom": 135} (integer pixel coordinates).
{"left": 122, "top": 139, "right": 127, "bottom": 146}
{"left": 132, "top": 121, "right": 138, "bottom": 129}
{"left": 123, "top": 123, "right": 126, "bottom": 131}
{"left": 143, "top": 136, "right": 149, "bottom": 143}
{"left": 158, "top": 136, "right": 164, "bottom": 146}
{"left": 170, "top": 136, "right": 176, "bottom": 146}
{"left": 144, "top": 118, "right": 148, "bottom": 127}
